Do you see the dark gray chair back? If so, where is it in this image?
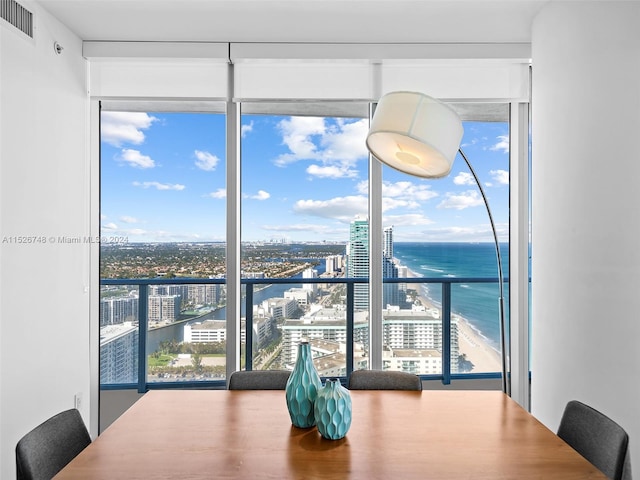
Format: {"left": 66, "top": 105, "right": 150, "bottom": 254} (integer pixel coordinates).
{"left": 16, "top": 408, "right": 91, "bottom": 480}
{"left": 347, "top": 369, "right": 422, "bottom": 391}
{"left": 228, "top": 370, "right": 291, "bottom": 390}
{"left": 557, "top": 400, "right": 630, "bottom": 480}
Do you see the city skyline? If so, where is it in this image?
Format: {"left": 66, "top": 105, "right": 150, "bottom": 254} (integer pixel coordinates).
{"left": 100, "top": 107, "right": 509, "bottom": 244}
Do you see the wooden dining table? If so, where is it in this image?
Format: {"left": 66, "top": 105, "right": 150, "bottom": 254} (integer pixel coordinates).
{"left": 54, "top": 389, "right": 607, "bottom": 479}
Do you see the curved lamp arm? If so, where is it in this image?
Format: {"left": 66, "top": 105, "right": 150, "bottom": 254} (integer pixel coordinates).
{"left": 458, "top": 148, "right": 510, "bottom": 395}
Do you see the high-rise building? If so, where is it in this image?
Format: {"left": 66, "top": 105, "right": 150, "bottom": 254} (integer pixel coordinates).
{"left": 347, "top": 220, "right": 401, "bottom": 310}
{"left": 383, "top": 226, "right": 394, "bottom": 260}
{"left": 260, "top": 297, "right": 298, "bottom": 321}
{"left": 281, "top": 304, "right": 453, "bottom": 375}
{"left": 284, "top": 288, "right": 312, "bottom": 305}
{"left": 188, "top": 284, "right": 221, "bottom": 306}
{"left": 100, "top": 322, "right": 138, "bottom": 383}
{"left": 301, "top": 267, "right": 318, "bottom": 294}
{"left": 383, "top": 226, "right": 400, "bottom": 308}
{"left": 148, "top": 295, "right": 181, "bottom": 323}
{"left": 150, "top": 285, "right": 189, "bottom": 301}
{"left": 383, "top": 306, "right": 459, "bottom": 373}
{"left": 149, "top": 285, "right": 167, "bottom": 295}
{"left": 325, "top": 254, "right": 344, "bottom": 275}
{"left": 281, "top": 307, "right": 369, "bottom": 368}
{"left": 100, "top": 295, "right": 139, "bottom": 327}
{"left": 347, "top": 218, "right": 370, "bottom": 311}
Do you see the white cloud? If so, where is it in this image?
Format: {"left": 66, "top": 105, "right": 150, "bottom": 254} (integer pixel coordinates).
{"left": 293, "top": 195, "right": 368, "bottom": 221}
{"left": 320, "top": 118, "right": 369, "bottom": 162}
{"left": 382, "top": 213, "right": 433, "bottom": 227}
{"left": 410, "top": 223, "right": 509, "bottom": 242}
{"left": 101, "top": 112, "right": 157, "bottom": 147}
{"left": 205, "top": 188, "right": 226, "bottom": 199}
{"left": 437, "top": 190, "right": 484, "bottom": 210}
{"left": 275, "top": 117, "right": 325, "bottom": 165}
{"left": 245, "top": 190, "right": 270, "bottom": 201}
{"left": 194, "top": 150, "right": 220, "bottom": 171}
{"left": 381, "top": 181, "right": 438, "bottom": 202}
{"left": 490, "top": 134, "right": 509, "bottom": 153}
{"left": 120, "top": 216, "right": 138, "bottom": 224}
{"left": 355, "top": 181, "right": 368, "bottom": 194}
{"left": 274, "top": 117, "right": 369, "bottom": 177}
{"left": 382, "top": 197, "right": 421, "bottom": 211}
{"left": 354, "top": 180, "right": 437, "bottom": 212}
{"left": 241, "top": 121, "right": 254, "bottom": 138}
{"left": 490, "top": 169, "right": 509, "bottom": 185}
{"left": 453, "top": 172, "right": 476, "bottom": 186}
{"left": 118, "top": 149, "right": 155, "bottom": 169}
{"left": 132, "top": 181, "right": 185, "bottom": 191}
{"left": 102, "top": 222, "right": 118, "bottom": 230}
{"left": 306, "top": 164, "right": 358, "bottom": 179}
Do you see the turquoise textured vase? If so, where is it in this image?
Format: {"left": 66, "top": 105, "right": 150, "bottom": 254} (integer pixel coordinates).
{"left": 285, "top": 341, "right": 322, "bottom": 428}
{"left": 314, "top": 378, "right": 352, "bottom": 440}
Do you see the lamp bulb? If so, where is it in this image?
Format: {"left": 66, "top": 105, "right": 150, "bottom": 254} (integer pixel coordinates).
{"left": 395, "top": 151, "right": 420, "bottom": 166}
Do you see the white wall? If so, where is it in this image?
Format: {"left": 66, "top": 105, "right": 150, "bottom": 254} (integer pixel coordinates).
{"left": 0, "top": 2, "right": 91, "bottom": 478}
{"left": 531, "top": 1, "right": 640, "bottom": 475}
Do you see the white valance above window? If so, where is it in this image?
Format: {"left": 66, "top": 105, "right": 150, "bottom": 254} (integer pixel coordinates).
{"left": 84, "top": 41, "right": 530, "bottom": 102}
{"left": 84, "top": 42, "right": 230, "bottom": 100}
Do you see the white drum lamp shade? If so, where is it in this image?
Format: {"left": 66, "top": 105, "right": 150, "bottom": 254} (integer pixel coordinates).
{"left": 366, "top": 92, "right": 464, "bottom": 178}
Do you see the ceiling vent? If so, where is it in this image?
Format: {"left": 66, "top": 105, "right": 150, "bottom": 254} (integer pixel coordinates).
{"left": 1, "top": 0, "right": 33, "bottom": 38}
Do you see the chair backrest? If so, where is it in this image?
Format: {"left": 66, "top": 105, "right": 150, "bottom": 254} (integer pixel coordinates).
{"left": 557, "top": 400, "right": 630, "bottom": 480}
{"left": 347, "top": 369, "right": 422, "bottom": 391}
{"left": 228, "top": 370, "right": 291, "bottom": 390}
{"left": 16, "top": 408, "right": 91, "bottom": 480}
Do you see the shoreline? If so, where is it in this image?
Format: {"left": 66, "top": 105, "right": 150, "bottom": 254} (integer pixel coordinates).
{"left": 405, "top": 268, "right": 501, "bottom": 373}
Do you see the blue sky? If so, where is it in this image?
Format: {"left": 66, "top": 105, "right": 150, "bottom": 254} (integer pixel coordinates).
{"left": 100, "top": 109, "right": 509, "bottom": 243}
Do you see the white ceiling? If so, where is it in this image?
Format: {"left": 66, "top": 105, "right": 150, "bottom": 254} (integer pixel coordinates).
{"left": 38, "top": 0, "right": 548, "bottom": 43}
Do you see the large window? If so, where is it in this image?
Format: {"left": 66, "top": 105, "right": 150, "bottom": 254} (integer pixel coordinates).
{"left": 98, "top": 101, "right": 515, "bottom": 389}
{"left": 100, "top": 106, "right": 227, "bottom": 387}
{"left": 239, "top": 102, "right": 370, "bottom": 375}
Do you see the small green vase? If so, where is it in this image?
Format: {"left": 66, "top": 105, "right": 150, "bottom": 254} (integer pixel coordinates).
{"left": 285, "top": 341, "right": 322, "bottom": 428}
{"left": 314, "top": 378, "right": 352, "bottom": 440}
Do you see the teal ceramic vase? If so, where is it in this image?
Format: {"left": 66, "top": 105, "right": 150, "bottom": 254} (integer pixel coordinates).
{"left": 314, "top": 378, "right": 352, "bottom": 440}
{"left": 285, "top": 341, "right": 322, "bottom": 428}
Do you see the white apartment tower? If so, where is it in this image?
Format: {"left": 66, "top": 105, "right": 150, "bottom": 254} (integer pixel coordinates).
{"left": 100, "top": 295, "right": 139, "bottom": 327}
{"left": 148, "top": 295, "right": 181, "bottom": 322}
{"left": 302, "top": 267, "right": 318, "bottom": 294}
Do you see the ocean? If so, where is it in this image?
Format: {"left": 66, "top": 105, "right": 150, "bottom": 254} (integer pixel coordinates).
{"left": 394, "top": 242, "right": 509, "bottom": 349}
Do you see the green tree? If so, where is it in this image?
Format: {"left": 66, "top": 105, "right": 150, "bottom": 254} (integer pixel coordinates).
{"left": 458, "top": 354, "right": 474, "bottom": 373}
{"left": 191, "top": 352, "right": 203, "bottom": 373}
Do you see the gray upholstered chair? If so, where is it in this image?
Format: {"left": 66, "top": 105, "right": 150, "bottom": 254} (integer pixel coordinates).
{"left": 557, "top": 400, "right": 631, "bottom": 480}
{"left": 16, "top": 408, "right": 91, "bottom": 480}
{"left": 347, "top": 369, "right": 422, "bottom": 391}
{"left": 228, "top": 370, "right": 291, "bottom": 390}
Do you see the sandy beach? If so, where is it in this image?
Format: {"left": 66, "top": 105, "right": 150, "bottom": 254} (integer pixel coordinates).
{"left": 454, "top": 314, "right": 501, "bottom": 372}
{"left": 406, "top": 271, "right": 501, "bottom": 373}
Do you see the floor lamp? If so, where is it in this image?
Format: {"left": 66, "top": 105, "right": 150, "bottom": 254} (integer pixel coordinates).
{"left": 365, "top": 91, "right": 509, "bottom": 395}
